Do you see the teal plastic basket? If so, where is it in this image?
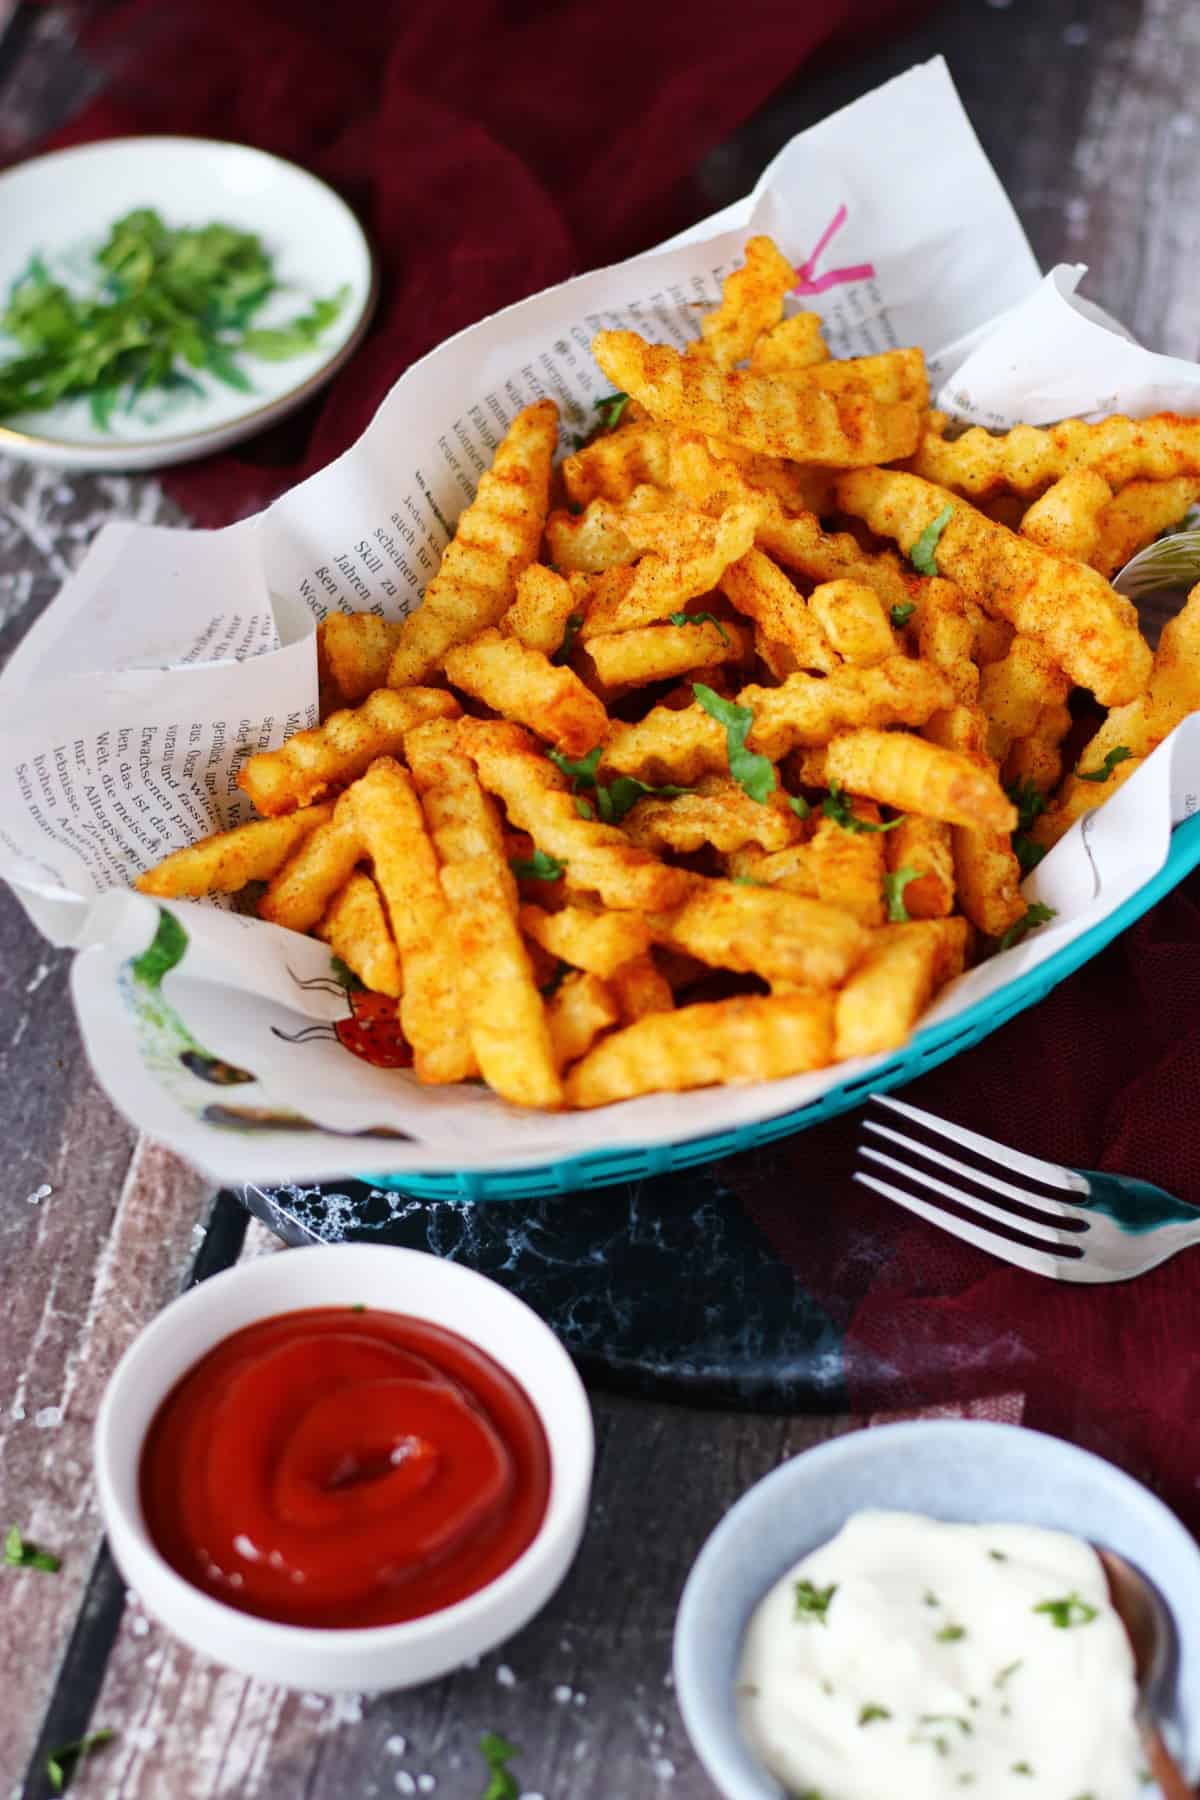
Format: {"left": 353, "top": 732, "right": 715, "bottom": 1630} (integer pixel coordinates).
{"left": 369, "top": 814, "right": 1200, "bottom": 1203}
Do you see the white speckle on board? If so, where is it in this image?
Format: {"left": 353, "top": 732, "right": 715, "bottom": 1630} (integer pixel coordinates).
{"left": 385, "top": 1735, "right": 407, "bottom": 1756}
{"left": 662, "top": 1671, "right": 674, "bottom": 1689}
{"left": 573, "top": 1692, "right": 587, "bottom": 1707}
{"left": 519, "top": 1792, "right": 546, "bottom": 1800}
{"left": 24, "top": 1184, "right": 52, "bottom": 1205}
{"left": 652, "top": 1757, "right": 676, "bottom": 1781}
{"left": 128, "top": 1727, "right": 158, "bottom": 1752}
{"left": 326, "top": 1694, "right": 363, "bottom": 1728}
{"left": 233, "top": 1533, "right": 260, "bottom": 1561}
{"left": 130, "top": 1614, "right": 150, "bottom": 1637}
{"left": 34, "top": 1406, "right": 62, "bottom": 1428}
{"left": 190, "top": 1222, "right": 208, "bottom": 1249}
{"left": 552, "top": 1684, "right": 572, "bottom": 1704}
{"left": 300, "top": 1692, "right": 326, "bottom": 1713}
{"left": 495, "top": 1663, "right": 516, "bottom": 1687}
{"left": 10, "top": 1404, "right": 24, "bottom": 1421}
{"left": 416, "top": 1777, "right": 435, "bottom": 1794}
{"left": 394, "top": 1775, "right": 416, "bottom": 1795}
{"left": 24, "top": 960, "right": 52, "bottom": 993}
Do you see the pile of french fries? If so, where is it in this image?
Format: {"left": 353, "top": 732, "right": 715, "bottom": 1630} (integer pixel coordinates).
{"left": 137, "top": 236, "right": 1200, "bottom": 1112}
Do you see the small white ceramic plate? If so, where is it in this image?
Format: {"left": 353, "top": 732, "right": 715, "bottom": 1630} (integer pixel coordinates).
{"left": 0, "top": 137, "right": 375, "bottom": 471}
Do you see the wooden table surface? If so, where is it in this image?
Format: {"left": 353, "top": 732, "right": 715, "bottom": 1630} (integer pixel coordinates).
{"left": 3, "top": 1, "right": 1198, "bottom": 1794}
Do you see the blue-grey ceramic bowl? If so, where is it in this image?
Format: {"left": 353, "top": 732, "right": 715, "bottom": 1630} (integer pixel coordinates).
{"left": 674, "top": 1420, "right": 1200, "bottom": 1798}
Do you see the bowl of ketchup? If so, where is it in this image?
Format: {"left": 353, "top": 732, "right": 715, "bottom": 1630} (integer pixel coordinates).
{"left": 94, "top": 1244, "right": 593, "bottom": 1692}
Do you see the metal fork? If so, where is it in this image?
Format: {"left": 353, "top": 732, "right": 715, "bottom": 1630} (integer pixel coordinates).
{"left": 854, "top": 1094, "right": 1200, "bottom": 1283}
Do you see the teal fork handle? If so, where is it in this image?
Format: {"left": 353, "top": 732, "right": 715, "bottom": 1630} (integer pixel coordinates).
{"left": 1079, "top": 1170, "right": 1200, "bottom": 1233}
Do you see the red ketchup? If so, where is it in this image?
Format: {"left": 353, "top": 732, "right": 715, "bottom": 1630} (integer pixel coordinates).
{"left": 140, "top": 1308, "right": 551, "bottom": 1629}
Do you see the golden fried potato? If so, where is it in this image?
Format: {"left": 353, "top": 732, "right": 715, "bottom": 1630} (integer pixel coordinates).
{"left": 798, "top": 728, "right": 1016, "bottom": 833}
{"left": 564, "top": 991, "right": 835, "bottom": 1107}
{"left": 611, "top": 953, "right": 675, "bottom": 1022}
{"left": 749, "top": 311, "right": 829, "bottom": 375}
{"left": 444, "top": 627, "right": 607, "bottom": 759}
{"left": 593, "top": 331, "right": 920, "bottom": 466}
{"left": 758, "top": 507, "right": 917, "bottom": 612}
{"left": 386, "top": 399, "right": 558, "bottom": 685}
{"left": 546, "top": 970, "right": 620, "bottom": 1068}
{"left": 1002, "top": 701, "right": 1073, "bottom": 797}
{"left": 579, "top": 502, "right": 760, "bottom": 637}
{"left": 922, "top": 705, "right": 1025, "bottom": 936}
{"left": 1019, "top": 470, "right": 1112, "bottom": 562}
{"left": 238, "top": 687, "right": 460, "bottom": 816}
{"left": 623, "top": 774, "right": 804, "bottom": 855}
{"left": 458, "top": 717, "right": 689, "bottom": 911}
{"left": 1090, "top": 476, "right": 1200, "bottom": 578}
{"left": 351, "top": 756, "right": 476, "bottom": 1086}
{"left": 836, "top": 467, "right": 1151, "bottom": 705}
{"left": 886, "top": 816, "right": 955, "bottom": 919}
{"left": 737, "top": 657, "right": 955, "bottom": 760}
{"left": 912, "top": 577, "right": 982, "bottom": 705}
{"left": 544, "top": 503, "right": 636, "bottom": 573}
{"left": 586, "top": 616, "right": 746, "bottom": 688}
{"left": 314, "top": 871, "right": 403, "bottom": 998}
{"left": 804, "top": 803, "right": 886, "bottom": 927}
{"left": 704, "top": 441, "right": 838, "bottom": 517}
{"left": 911, "top": 412, "right": 1200, "bottom": 498}
{"left": 519, "top": 902, "right": 651, "bottom": 979}
{"left": 562, "top": 421, "right": 671, "bottom": 508}
{"left": 977, "top": 635, "right": 1071, "bottom": 764}
{"left": 648, "top": 875, "right": 869, "bottom": 988}
{"left": 697, "top": 235, "right": 796, "bottom": 370}
{"left": 137, "top": 802, "right": 334, "bottom": 899}
{"left": 503, "top": 563, "right": 581, "bottom": 657}
{"left": 801, "top": 347, "right": 928, "bottom": 409}
{"left": 719, "top": 548, "right": 839, "bottom": 674}
{"left": 834, "top": 918, "right": 969, "bottom": 1059}
{"left": 258, "top": 792, "right": 364, "bottom": 933}
{"left": 319, "top": 614, "right": 405, "bottom": 706}
{"left": 807, "top": 579, "right": 898, "bottom": 667}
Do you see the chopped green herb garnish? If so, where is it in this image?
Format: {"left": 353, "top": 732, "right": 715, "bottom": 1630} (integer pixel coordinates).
{"left": 548, "top": 746, "right": 603, "bottom": 786}
{"left": 553, "top": 612, "right": 584, "bottom": 665}
{"left": 574, "top": 794, "right": 594, "bottom": 819}
{"left": 936, "top": 1622, "right": 967, "bottom": 1642}
{"left": 480, "top": 1730, "right": 521, "bottom": 1800}
{"left": 822, "top": 782, "right": 905, "bottom": 834}
{"left": 910, "top": 504, "right": 955, "bottom": 576}
{"left": 996, "top": 901, "right": 1056, "bottom": 953}
{"left": 1006, "top": 778, "right": 1047, "bottom": 836}
{"left": 328, "top": 954, "right": 366, "bottom": 993}
{"left": 793, "top": 1578, "right": 837, "bottom": 1624}
{"left": 548, "top": 745, "right": 691, "bottom": 823}
{"left": 509, "top": 849, "right": 567, "bottom": 882}
{"left": 1075, "top": 745, "right": 1134, "bottom": 783}
{"left": 1033, "top": 1591, "right": 1098, "bottom": 1628}
{"left": 890, "top": 601, "right": 917, "bottom": 628}
{"left": 883, "top": 865, "right": 921, "bottom": 922}
{"left": 858, "top": 1703, "right": 891, "bottom": 1726}
{"left": 46, "top": 1729, "right": 114, "bottom": 1794}
{"left": 786, "top": 793, "right": 811, "bottom": 820}
{"left": 4, "top": 1526, "right": 60, "bottom": 1572}
{"left": 0, "top": 211, "right": 347, "bottom": 426}
{"left": 1013, "top": 833, "right": 1047, "bottom": 877}
{"left": 1012, "top": 1763, "right": 1034, "bottom": 1777}
{"left": 920, "top": 1715, "right": 972, "bottom": 1736}
{"left": 994, "top": 1660, "right": 1023, "bottom": 1688}
{"left": 668, "top": 609, "right": 731, "bottom": 645}
{"left": 694, "top": 683, "right": 776, "bottom": 805}
{"left": 924, "top": 1590, "right": 940, "bottom": 1607}
{"left": 349, "top": 1304, "right": 367, "bottom": 1314}
{"left": 733, "top": 874, "right": 764, "bottom": 886}
{"left": 593, "top": 390, "right": 630, "bottom": 432}
{"left": 988, "top": 1548, "right": 1008, "bottom": 1562}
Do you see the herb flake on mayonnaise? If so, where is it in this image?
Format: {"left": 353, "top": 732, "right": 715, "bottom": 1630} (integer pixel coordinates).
{"left": 736, "top": 1510, "right": 1143, "bottom": 1799}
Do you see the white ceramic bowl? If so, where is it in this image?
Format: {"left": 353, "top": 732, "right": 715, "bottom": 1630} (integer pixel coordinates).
{"left": 94, "top": 1243, "right": 593, "bottom": 1691}
{"left": 674, "top": 1420, "right": 1200, "bottom": 1798}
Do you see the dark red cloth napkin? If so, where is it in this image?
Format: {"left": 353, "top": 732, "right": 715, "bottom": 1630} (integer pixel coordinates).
{"left": 38, "top": 0, "right": 931, "bottom": 525}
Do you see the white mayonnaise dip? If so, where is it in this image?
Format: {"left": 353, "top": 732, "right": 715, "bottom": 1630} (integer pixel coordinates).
{"left": 737, "top": 1510, "right": 1143, "bottom": 1799}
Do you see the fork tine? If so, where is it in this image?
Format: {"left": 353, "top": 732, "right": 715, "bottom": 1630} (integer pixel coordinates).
{"left": 858, "top": 1146, "right": 1080, "bottom": 1248}
{"left": 869, "top": 1093, "right": 1086, "bottom": 1195}
{"left": 861, "top": 1122, "right": 1091, "bottom": 1231}
{"left": 853, "top": 1171, "right": 1068, "bottom": 1279}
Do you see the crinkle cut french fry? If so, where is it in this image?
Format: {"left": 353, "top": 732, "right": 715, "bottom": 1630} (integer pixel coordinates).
{"left": 405, "top": 718, "right": 560, "bottom": 1107}
{"left": 836, "top": 467, "right": 1152, "bottom": 706}
{"left": 600, "top": 702, "right": 727, "bottom": 786}
{"left": 749, "top": 311, "right": 829, "bottom": 375}
{"left": 923, "top": 705, "right": 1025, "bottom": 936}
{"left": 834, "top": 919, "right": 969, "bottom": 1060}
{"left": 579, "top": 503, "right": 760, "bottom": 638}
{"left": 886, "top": 816, "right": 955, "bottom": 919}
{"left": 623, "top": 775, "right": 803, "bottom": 855}
{"left": 804, "top": 803, "right": 887, "bottom": 927}
{"left": 318, "top": 613, "right": 405, "bottom": 706}
{"left": 705, "top": 442, "right": 838, "bottom": 518}
{"left": 592, "top": 330, "right": 920, "bottom": 467}
{"left": 562, "top": 421, "right": 670, "bottom": 508}
{"left": 977, "top": 635, "right": 1071, "bottom": 765}
{"left": 519, "top": 903, "right": 651, "bottom": 979}
{"left": 913, "top": 577, "right": 982, "bottom": 705}
{"left": 757, "top": 508, "right": 917, "bottom": 612}
{"left": 801, "top": 347, "right": 928, "bottom": 409}
{"left": 611, "top": 953, "right": 675, "bottom": 1022}
{"left": 1002, "top": 702, "right": 1073, "bottom": 797}
{"left": 737, "top": 657, "right": 955, "bottom": 760}
{"left": 386, "top": 399, "right": 558, "bottom": 686}
{"left": 502, "top": 563, "right": 581, "bottom": 657}
{"left": 258, "top": 792, "right": 364, "bottom": 933}
{"left": 544, "top": 505, "right": 637, "bottom": 573}
{"left": 546, "top": 971, "right": 620, "bottom": 1068}
{"left": 586, "top": 617, "right": 746, "bottom": 688}
{"left": 910, "top": 411, "right": 1200, "bottom": 498}
{"left": 725, "top": 844, "right": 819, "bottom": 897}
{"left": 458, "top": 717, "right": 689, "bottom": 912}
{"left": 564, "top": 991, "right": 835, "bottom": 1108}
{"left": 1019, "top": 470, "right": 1112, "bottom": 562}
{"left": 807, "top": 580, "right": 898, "bottom": 668}
{"left": 314, "top": 871, "right": 403, "bottom": 998}
{"left": 351, "top": 756, "right": 476, "bottom": 1086}
{"left": 800, "top": 728, "right": 1016, "bottom": 833}
{"left": 696, "top": 234, "right": 796, "bottom": 371}
{"left": 137, "top": 802, "right": 334, "bottom": 898}
{"left": 1090, "top": 476, "right": 1200, "bottom": 579}
{"left": 648, "top": 875, "right": 869, "bottom": 988}
{"left": 238, "top": 686, "right": 460, "bottom": 816}
{"left": 444, "top": 628, "right": 608, "bottom": 758}
{"left": 718, "top": 548, "right": 839, "bottom": 674}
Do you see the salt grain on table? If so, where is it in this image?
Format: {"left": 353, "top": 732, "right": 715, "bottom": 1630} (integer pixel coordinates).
{"left": 24, "top": 1184, "right": 52, "bottom": 1205}
{"left": 495, "top": 1663, "right": 516, "bottom": 1687}
{"left": 385, "top": 1735, "right": 407, "bottom": 1756}
{"left": 34, "top": 1406, "right": 62, "bottom": 1428}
